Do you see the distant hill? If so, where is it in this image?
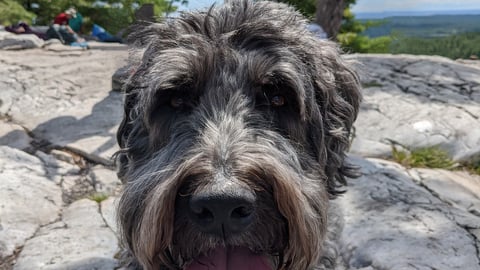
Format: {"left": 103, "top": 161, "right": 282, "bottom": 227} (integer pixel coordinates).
{"left": 355, "top": 9, "right": 480, "bottom": 19}
{"left": 359, "top": 14, "right": 480, "bottom": 38}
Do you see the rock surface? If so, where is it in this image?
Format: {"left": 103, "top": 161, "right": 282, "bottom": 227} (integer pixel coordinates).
{"left": 0, "top": 147, "right": 62, "bottom": 261}
{"left": 349, "top": 54, "right": 480, "bottom": 162}
{"left": 337, "top": 157, "right": 480, "bottom": 269}
{"left": 13, "top": 199, "right": 118, "bottom": 270}
{"left": 0, "top": 45, "right": 126, "bottom": 269}
{"left": 0, "top": 32, "right": 44, "bottom": 50}
{"left": 1, "top": 47, "right": 479, "bottom": 270}
{"left": 0, "top": 45, "right": 126, "bottom": 163}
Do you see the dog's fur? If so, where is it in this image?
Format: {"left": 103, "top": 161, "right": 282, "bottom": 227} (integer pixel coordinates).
{"left": 115, "top": 1, "right": 361, "bottom": 269}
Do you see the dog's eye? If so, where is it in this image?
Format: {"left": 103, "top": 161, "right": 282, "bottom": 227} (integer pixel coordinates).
{"left": 270, "top": 95, "right": 285, "bottom": 107}
{"left": 170, "top": 97, "right": 184, "bottom": 108}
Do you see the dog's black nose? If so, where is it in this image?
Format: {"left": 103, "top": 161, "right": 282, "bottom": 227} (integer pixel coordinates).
{"left": 189, "top": 191, "right": 255, "bottom": 237}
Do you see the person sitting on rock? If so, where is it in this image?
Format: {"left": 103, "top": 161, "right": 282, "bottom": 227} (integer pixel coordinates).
{"left": 46, "top": 7, "right": 88, "bottom": 48}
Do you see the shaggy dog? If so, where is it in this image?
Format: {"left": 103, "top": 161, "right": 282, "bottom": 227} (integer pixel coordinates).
{"left": 116, "top": 1, "right": 361, "bottom": 269}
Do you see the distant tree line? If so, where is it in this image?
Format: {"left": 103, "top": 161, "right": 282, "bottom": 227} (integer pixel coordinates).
{"left": 390, "top": 33, "right": 480, "bottom": 59}
{"left": 281, "top": 0, "right": 479, "bottom": 59}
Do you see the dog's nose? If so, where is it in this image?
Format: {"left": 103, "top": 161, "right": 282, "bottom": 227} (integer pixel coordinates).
{"left": 189, "top": 192, "right": 255, "bottom": 237}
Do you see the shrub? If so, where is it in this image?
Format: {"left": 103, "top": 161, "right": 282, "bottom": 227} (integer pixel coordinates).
{"left": 0, "top": 0, "right": 35, "bottom": 25}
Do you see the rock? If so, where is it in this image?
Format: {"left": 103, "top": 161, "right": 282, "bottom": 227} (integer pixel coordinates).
{"left": 14, "top": 199, "right": 119, "bottom": 270}
{"left": 0, "top": 47, "right": 127, "bottom": 163}
{"left": 456, "top": 59, "right": 480, "bottom": 70}
{"left": 0, "top": 32, "right": 44, "bottom": 50}
{"left": 35, "top": 150, "right": 82, "bottom": 185}
{"left": 2, "top": 46, "right": 480, "bottom": 269}
{"left": 0, "top": 121, "right": 32, "bottom": 151}
{"left": 90, "top": 165, "right": 122, "bottom": 196}
{"left": 409, "top": 168, "right": 480, "bottom": 221}
{"left": 60, "top": 174, "right": 96, "bottom": 204}
{"left": 101, "top": 196, "right": 120, "bottom": 234}
{"left": 112, "top": 65, "right": 130, "bottom": 92}
{"left": 337, "top": 156, "right": 480, "bottom": 269}
{"left": 87, "top": 41, "right": 127, "bottom": 51}
{"left": 349, "top": 54, "right": 480, "bottom": 162}
{"left": 0, "top": 146, "right": 62, "bottom": 260}
{"left": 43, "top": 39, "right": 85, "bottom": 52}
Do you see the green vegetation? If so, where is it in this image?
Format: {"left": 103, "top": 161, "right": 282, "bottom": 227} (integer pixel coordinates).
{"left": 392, "top": 145, "right": 455, "bottom": 169}
{"left": 1, "top": 0, "right": 187, "bottom": 35}
{"left": 278, "top": 0, "right": 316, "bottom": 19}
{"left": 338, "top": 7, "right": 392, "bottom": 53}
{"left": 390, "top": 32, "right": 480, "bottom": 59}
{"left": 392, "top": 145, "right": 480, "bottom": 175}
{"left": 88, "top": 192, "right": 109, "bottom": 203}
{"left": 466, "top": 162, "right": 480, "bottom": 175}
{"left": 349, "top": 14, "right": 480, "bottom": 59}
{"left": 472, "top": 165, "right": 480, "bottom": 175}
{"left": 0, "top": 0, "right": 35, "bottom": 25}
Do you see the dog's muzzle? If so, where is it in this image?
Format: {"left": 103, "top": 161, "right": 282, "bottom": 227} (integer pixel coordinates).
{"left": 179, "top": 181, "right": 274, "bottom": 270}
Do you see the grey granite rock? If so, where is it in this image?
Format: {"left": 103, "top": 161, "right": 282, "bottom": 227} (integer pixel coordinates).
{"left": 111, "top": 65, "right": 130, "bottom": 92}
{"left": 337, "top": 157, "right": 480, "bottom": 269}
{"left": 349, "top": 54, "right": 480, "bottom": 162}
{"left": 0, "top": 47, "right": 127, "bottom": 163}
{"left": 90, "top": 165, "right": 122, "bottom": 196}
{"left": 2, "top": 48, "right": 480, "bottom": 269}
{"left": 0, "top": 32, "right": 44, "bottom": 50}
{"left": 14, "top": 199, "right": 119, "bottom": 270}
{"left": 409, "top": 168, "right": 480, "bottom": 223}
{"left": 101, "top": 196, "right": 119, "bottom": 234}
{"left": 0, "top": 121, "right": 32, "bottom": 151}
{"left": 0, "top": 146, "right": 62, "bottom": 260}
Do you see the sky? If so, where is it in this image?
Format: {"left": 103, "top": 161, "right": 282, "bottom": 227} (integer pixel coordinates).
{"left": 176, "top": 0, "right": 480, "bottom": 14}
{"left": 351, "top": 0, "right": 480, "bottom": 13}
{"left": 175, "top": 0, "right": 219, "bottom": 12}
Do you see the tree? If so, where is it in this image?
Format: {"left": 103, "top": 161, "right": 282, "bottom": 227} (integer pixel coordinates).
{"left": 315, "top": 0, "right": 349, "bottom": 38}
{"left": 0, "top": 0, "right": 35, "bottom": 25}
{"left": 277, "top": 0, "right": 354, "bottom": 39}
{"left": 277, "top": 0, "right": 316, "bottom": 19}
{"left": 337, "top": 3, "right": 392, "bottom": 53}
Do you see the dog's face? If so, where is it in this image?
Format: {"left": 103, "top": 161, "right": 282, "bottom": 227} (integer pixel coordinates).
{"left": 116, "top": 1, "right": 360, "bottom": 269}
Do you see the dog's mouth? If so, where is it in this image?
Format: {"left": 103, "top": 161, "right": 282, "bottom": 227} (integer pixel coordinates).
{"left": 184, "top": 246, "right": 273, "bottom": 270}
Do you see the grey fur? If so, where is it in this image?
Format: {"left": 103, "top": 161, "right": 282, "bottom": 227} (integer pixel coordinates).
{"left": 116, "top": 1, "right": 361, "bottom": 269}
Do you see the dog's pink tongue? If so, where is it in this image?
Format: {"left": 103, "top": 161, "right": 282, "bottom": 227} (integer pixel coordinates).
{"left": 185, "top": 247, "right": 271, "bottom": 270}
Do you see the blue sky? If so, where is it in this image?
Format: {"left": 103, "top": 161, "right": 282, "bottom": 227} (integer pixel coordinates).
{"left": 176, "top": 0, "right": 480, "bottom": 13}
{"left": 175, "top": 0, "right": 219, "bottom": 12}
{"left": 351, "top": 0, "right": 480, "bottom": 13}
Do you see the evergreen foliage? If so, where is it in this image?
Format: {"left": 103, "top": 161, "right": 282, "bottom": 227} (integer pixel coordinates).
{"left": 390, "top": 32, "right": 480, "bottom": 59}
{"left": 278, "top": 0, "right": 316, "bottom": 19}
{"left": 1, "top": 0, "right": 187, "bottom": 35}
{"left": 0, "top": 0, "right": 35, "bottom": 25}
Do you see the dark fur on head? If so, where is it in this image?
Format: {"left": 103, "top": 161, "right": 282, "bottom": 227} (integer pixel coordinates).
{"left": 116, "top": 1, "right": 361, "bottom": 269}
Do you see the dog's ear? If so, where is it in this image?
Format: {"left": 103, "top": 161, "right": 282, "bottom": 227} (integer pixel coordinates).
{"left": 115, "top": 23, "right": 162, "bottom": 182}
{"left": 115, "top": 85, "right": 138, "bottom": 182}
{"left": 309, "top": 40, "right": 361, "bottom": 197}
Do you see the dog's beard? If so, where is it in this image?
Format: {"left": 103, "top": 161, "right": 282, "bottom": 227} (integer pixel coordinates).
{"left": 184, "top": 247, "right": 273, "bottom": 270}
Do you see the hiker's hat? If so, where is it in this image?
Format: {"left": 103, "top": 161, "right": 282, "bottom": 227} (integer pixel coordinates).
{"left": 65, "top": 7, "right": 77, "bottom": 18}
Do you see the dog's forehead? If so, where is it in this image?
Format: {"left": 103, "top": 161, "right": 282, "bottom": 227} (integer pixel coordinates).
{"left": 143, "top": 30, "right": 310, "bottom": 94}
{"left": 130, "top": 0, "right": 316, "bottom": 87}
